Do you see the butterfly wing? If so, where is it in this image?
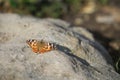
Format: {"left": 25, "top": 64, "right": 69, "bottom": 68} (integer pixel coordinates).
{"left": 38, "top": 41, "right": 54, "bottom": 53}
{"left": 26, "top": 39, "right": 56, "bottom": 54}
{"left": 26, "top": 39, "right": 39, "bottom": 53}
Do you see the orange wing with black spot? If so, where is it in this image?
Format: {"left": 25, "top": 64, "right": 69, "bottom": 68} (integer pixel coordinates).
{"left": 26, "top": 39, "right": 56, "bottom": 54}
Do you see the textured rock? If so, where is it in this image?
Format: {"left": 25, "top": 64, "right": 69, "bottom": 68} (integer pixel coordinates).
{"left": 0, "top": 13, "right": 120, "bottom": 80}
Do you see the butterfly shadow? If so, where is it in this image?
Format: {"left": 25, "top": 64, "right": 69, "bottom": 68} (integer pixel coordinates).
{"left": 54, "top": 43, "right": 90, "bottom": 66}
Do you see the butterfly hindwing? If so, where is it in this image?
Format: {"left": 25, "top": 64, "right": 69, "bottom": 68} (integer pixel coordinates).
{"left": 26, "top": 39, "right": 55, "bottom": 54}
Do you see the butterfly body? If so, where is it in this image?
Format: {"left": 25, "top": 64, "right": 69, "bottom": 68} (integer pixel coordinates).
{"left": 26, "top": 39, "right": 55, "bottom": 54}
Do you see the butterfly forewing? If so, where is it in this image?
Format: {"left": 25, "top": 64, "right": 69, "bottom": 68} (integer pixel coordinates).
{"left": 26, "top": 39, "right": 55, "bottom": 54}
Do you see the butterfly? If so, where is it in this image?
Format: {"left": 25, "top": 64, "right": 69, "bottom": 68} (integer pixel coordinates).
{"left": 26, "top": 39, "right": 56, "bottom": 54}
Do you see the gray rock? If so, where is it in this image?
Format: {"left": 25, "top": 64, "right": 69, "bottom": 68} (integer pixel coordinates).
{"left": 0, "top": 13, "right": 119, "bottom": 80}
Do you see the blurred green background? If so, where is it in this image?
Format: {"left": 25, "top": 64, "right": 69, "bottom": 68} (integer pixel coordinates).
{"left": 0, "top": 0, "right": 108, "bottom": 18}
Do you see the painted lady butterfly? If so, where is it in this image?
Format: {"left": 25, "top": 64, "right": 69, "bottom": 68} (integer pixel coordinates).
{"left": 26, "top": 39, "right": 56, "bottom": 54}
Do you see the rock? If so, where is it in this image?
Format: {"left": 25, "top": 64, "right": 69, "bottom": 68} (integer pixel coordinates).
{"left": 0, "top": 13, "right": 119, "bottom": 80}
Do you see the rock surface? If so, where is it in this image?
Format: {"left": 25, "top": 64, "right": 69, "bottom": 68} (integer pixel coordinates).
{"left": 0, "top": 13, "right": 120, "bottom": 80}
